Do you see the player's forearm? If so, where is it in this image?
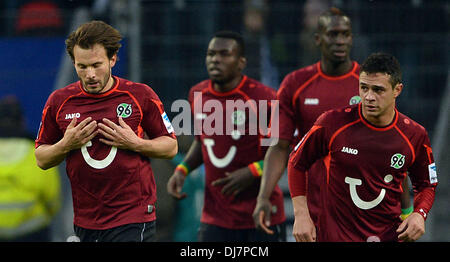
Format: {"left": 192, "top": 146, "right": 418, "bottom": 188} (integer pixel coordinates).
{"left": 135, "top": 135, "right": 178, "bottom": 159}
{"left": 179, "top": 138, "right": 204, "bottom": 172}
{"left": 292, "top": 195, "right": 310, "bottom": 218}
{"left": 35, "top": 142, "right": 68, "bottom": 170}
{"left": 400, "top": 176, "right": 411, "bottom": 209}
{"left": 257, "top": 141, "right": 290, "bottom": 200}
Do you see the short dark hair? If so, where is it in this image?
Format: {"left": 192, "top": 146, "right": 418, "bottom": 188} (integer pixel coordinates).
{"left": 360, "top": 52, "right": 402, "bottom": 87}
{"left": 66, "top": 20, "right": 122, "bottom": 61}
{"left": 213, "top": 30, "right": 245, "bottom": 57}
{"left": 317, "top": 7, "right": 351, "bottom": 33}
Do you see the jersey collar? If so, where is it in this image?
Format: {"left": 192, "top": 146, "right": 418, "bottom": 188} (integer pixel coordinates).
{"left": 317, "top": 61, "right": 359, "bottom": 81}
{"left": 208, "top": 75, "right": 248, "bottom": 97}
{"left": 358, "top": 103, "right": 398, "bottom": 131}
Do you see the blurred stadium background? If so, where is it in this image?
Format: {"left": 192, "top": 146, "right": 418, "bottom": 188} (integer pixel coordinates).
{"left": 0, "top": 0, "right": 447, "bottom": 242}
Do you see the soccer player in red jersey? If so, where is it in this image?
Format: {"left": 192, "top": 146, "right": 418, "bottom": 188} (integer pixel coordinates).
{"left": 35, "top": 21, "right": 177, "bottom": 242}
{"left": 253, "top": 7, "right": 412, "bottom": 235}
{"left": 167, "top": 31, "right": 286, "bottom": 241}
{"left": 288, "top": 52, "right": 438, "bottom": 242}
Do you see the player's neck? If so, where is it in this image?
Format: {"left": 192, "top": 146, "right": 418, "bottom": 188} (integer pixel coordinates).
{"left": 320, "top": 59, "right": 353, "bottom": 76}
{"left": 362, "top": 106, "right": 396, "bottom": 127}
{"left": 213, "top": 75, "right": 243, "bottom": 93}
{"left": 101, "top": 75, "right": 115, "bottom": 93}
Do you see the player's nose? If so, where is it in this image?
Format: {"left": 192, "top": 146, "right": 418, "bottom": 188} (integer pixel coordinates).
{"left": 85, "top": 67, "right": 96, "bottom": 79}
{"left": 364, "top": 89, "right": 376, "bottom": 100}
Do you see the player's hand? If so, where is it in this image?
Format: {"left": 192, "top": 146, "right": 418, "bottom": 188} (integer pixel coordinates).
{"left": 167, "top": 171, "right": 187, "bottom": 200}
{"left": 62, "top": 117, "right": 98, "bottom": 151}
{"left": 292, "top": 213, "right": 316, "bottom": 242}
{"left": 98, "top": 117, "right": 140, "bottom": 150}
{"left": 396, "top": 212, "right": 425, "bottom": 242}
{"left": 292, "top": 196, "right": 316, "bottom": 242}
{"left": 253, "top": 198, "right": 274, "bottom": 235}
{"left": 211, "top": 166, "right": 256, "bottom": 197}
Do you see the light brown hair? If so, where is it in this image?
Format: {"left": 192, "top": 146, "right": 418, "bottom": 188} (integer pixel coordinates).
{"left": 65, "top": 20, "right": 122, "bottom": 61}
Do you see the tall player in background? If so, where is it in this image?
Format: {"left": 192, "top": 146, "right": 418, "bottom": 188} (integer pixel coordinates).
{"left": 35, "top": 21, "right": 177, "bottom": 242}
{"left": 288, "top": 52, "right": 437, "bottom": 242}
{"left": 167, "top": 31, "right": 286, "bottom": 241}
{"left": 253, "top": 7, "right": 412, "bottom": 234}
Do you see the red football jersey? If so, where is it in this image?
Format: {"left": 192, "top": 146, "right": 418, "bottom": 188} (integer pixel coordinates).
{"left": 277, "top": 61, "right": 360, "bottom": 224}
{"left": 277, "top": 61, "right": 360, "bottom": 143}
{"left": 35, "top": 76, "right": 176, "bottom": 230}
{"left": 288, "top": 104, "right": 438, "bottom": 241}
{"left": 189, "top": 75, "right": 285, "bottom": 229}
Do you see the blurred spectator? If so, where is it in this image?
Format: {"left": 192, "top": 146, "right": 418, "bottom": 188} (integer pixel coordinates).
{"left": 15, "top": 0, "right": 64, "bottom": 36}
{"left": 242, "top": 0, "right": 280, "bottom": 88}
{"left": 297, "top": 0, "right": 329, "bottom": 67}
{"left": 357, "top": 0, "right": 448, "bottom": 135}
{"left": 0, "top": 95, "right": 61, "bottom": 242}
{"left": 243, "top": 0, "right": 307, "bottom": 86}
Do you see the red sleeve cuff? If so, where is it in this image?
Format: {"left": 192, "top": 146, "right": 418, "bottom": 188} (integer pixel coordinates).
{"left": 413, "top": 186, "right": 436, "bottom": 221}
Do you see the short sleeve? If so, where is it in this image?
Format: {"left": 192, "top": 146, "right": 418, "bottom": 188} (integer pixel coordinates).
{"left": 35, "top": 93, "right": 63, "bottom": 148}
{"left": 276, "top": 76, "right": 297, "bottom": 142}
{"left": 289, "top": 123, "right": 329, "bottom": 173}
{"left": 141, "top": 87, "right": 176, "bottom": 140}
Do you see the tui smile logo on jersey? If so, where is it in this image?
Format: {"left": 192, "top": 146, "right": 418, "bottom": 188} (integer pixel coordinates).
{"left": 81, "top": 141, "right": 117, "bottom": 169}
{"left": 345, "top": 175, "right": 391, "bottom": 210}
{"left": 390, "top": 153, "right": 405, "bottom": 169}
{"left": 116, "top": 103, "right": 132, "bottom": 118}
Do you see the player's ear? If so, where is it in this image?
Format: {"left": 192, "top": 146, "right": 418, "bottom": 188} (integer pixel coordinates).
{"left": 314, "top": 33, "right": 321, "bottom": 46}
{"left": 239, "top": 56, "right": 247, "bottom": 71}
{"left": 109, "top": 54, "right": 117, "bottom": 68}
{"left": 393, "top": 83, "right": 403, "bottom": 98}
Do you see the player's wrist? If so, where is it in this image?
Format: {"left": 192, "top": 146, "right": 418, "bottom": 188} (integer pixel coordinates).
{"left": 132, "top": 136, "right": 148, "bottom": 153}
{"left": 175, "top": 162, "right": 190, "bottom": 177}
{"left": 256, "top": 195, "right": 271, "bottom": 204}
{"left": 248, "top": 160, "right": 264, "bottom": 178}
{"left": 413, "top": 208, "right": 428, "bottom": 220}
{"left": 400, "top": 206, "right": 413, "bottom": 220}
{"left": 56, "top": 138, "right": 72, "bottom": 154}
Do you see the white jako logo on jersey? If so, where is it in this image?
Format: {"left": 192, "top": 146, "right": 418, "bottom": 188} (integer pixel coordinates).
{"left": 344, "top": 175, "right": 393, "bottom": 210}
{"left": 304, "top": 98, "right": 319, "bottom": 105}
{"left": 65, "top": 113, "right": 81, "bottom": 119}
{"left": 81, "top": 141, "right": 117, "bottom": 169}
{"left": 341, "top": 146, "right": 358, "bottom": 155}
